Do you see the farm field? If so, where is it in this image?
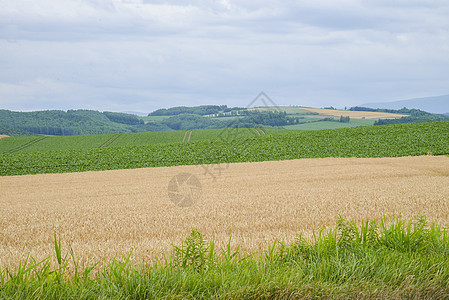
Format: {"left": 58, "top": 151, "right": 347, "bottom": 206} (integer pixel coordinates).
{"left": 249, "top": 106, "right": 314, "bottom": 115}
{"left": 1, "top": 121, "right": 448, "bottom": 176}
{"left": 0, "top": 134, "right": 119, "bottom": 154}
{"left": 1, "top": 122, "right": 449, "bottom": 297}
{"left": 284, "top": 119, "right": 376, "bottom": 130}
{"left": 0, "top": 131, "right": 187, "bottom": 154}
{"left": 250, "top": 105, "right": 407, "bottom": 119}
{"left": 139, "top": 115, "right": 171, "bottom": 123}
{"left": 299, "top": 107, "right": 408, "bottom": 119}
{"left": 1, "top": 155, "right": 449, "bottom": 269}
{"left": 0, "top": 128, "right": 288, "bottom": 154}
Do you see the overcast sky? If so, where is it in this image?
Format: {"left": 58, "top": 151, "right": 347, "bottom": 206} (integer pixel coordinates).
{"left": 1, "top": 0, "right": 449, "bottom": 113}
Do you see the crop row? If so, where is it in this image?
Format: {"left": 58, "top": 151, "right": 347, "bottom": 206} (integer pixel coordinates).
{"left": 0, "top": 128, "right": 290, "bottom": 154}
{"left": 1, "top": 122, "right": 448, "bottom": 176}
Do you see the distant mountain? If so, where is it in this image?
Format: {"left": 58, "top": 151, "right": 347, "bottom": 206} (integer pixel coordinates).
{"left": 361, "top": 94, "right": 449, "bottom": 114}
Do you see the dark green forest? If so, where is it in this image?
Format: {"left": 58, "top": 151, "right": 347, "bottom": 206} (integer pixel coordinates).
{"left": 349, "top": 107, "right": 449, "bottom": 125}
{"left": 148, "top": 105, "right": 243, "bottom": 116}
{"left": 0, "top": 110, "right": 170, "bottom": 136}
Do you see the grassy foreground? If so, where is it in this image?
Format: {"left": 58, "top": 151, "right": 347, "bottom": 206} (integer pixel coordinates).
{"left": 1, "top": 217, "right": 449, "bottom": 299}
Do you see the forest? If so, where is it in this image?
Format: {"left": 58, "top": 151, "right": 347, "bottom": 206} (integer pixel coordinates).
{"left": 0, "top": 108, "right": 301, "bottom": 136}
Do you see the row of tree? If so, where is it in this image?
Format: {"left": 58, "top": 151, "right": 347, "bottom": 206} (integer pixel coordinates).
{"left": 238, "top": 111, "right": 304, "bottom": 126}
{"left": 158, "top": 111, "right": 305, "bottom": 131}
{"left": 103, "top": 111, "right": 144, "bottom": 125}
{"left": 149, "top": 105, "right": 244, "bottom": 116}
{"left": 348, "top": 106, "right": 449, "bottom": 125}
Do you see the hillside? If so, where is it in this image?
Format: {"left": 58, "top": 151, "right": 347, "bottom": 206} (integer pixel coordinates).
{"left": 0, "top": 107, "right": 293, "bottom": 136}
{"left": 0, "top": 128, "right": 288, "bottom": 154}
{"left": 1, "top": 121, "right": 448, "bottom": 176}
{"left": 361, "top": 94, "right": 449, "bottom": 114}
{"left": 0, "top": 109, "right": 170, "bottom": 136}
{"left": 0, "top": 104, "right": 435, "bottom": 137}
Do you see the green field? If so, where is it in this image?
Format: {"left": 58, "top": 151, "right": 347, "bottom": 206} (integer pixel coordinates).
{"left": 139, "top": 115, "right": 171, "bottom": 123}
{"left": 0, "top": 134, "right": 118, "bottom": 154}
{"left": 250, "top": 106, "right": 316, "bottom": 115}
{"left": 284, "top": 119, "right": 376, "bottom": 130}
{"left": 1, "top": 121, "right": 448, "bottom": 176}
{"left": 2, "top": 217, "right": 449, "bottom": 298}
{"left": 0, "top": 128, "right": 291, "bottom": 154}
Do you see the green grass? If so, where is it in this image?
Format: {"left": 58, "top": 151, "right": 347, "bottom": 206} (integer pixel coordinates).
{"left": 110, "top": 131, "right": 185, "bottom": 147}
{"left": 0, "top": 134, "right": 119, "bottom": 154}
{"left": 1, "top": 216, "right": 448, "bottom": 298}
{"left": 1, "top": 121, "right": 448, "bottom": 176}
{"left": 139, "top": 115, "right": 171, "bottom": 123}
{"left": 0, "top": 131, "right": 189, "bottom": 154}
{"left": 0, "top": 136, "right": 42, "bottom": 153}
{"left": 284, "top": 119, "right": 376, "bottom": 130}
{"left": 188, "top": 128, "right": 289, "bottom": 141}
{"left": 0, "top": 128, "right": 290, "bottom": 154}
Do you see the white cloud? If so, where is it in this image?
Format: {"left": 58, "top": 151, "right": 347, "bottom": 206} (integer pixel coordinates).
{"left": 0, "top": 0, "right": 448, "bottom": 112}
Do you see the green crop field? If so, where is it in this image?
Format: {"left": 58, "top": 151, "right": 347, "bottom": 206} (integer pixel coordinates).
{"left": 1, "top": 121, "right": 448, "bottom": 176}
{"left": 284, "top": 119, "right": 376, "bottom": 130}
{"left": 139, "top": 115, "right": 171, "bottom": 123}
{"left": 0, "top": 128, "right": 290, "bottom": 154}
{"left": 250, "top": 106, "right": 315, "bottom": 115}
{"left": 188, "top": 127, "right": 289, "bottom": 141}
{"left": 110, "top": 131, "right": 185, "bottom": 146}
{"left": 0, "top": 134, "right": 119, "bottom": 154}
{"left": 0, "top": 136, "right": 43, "bottom": 153}
{"left": 0, "top": 131, "right": 188, "bottom": 153}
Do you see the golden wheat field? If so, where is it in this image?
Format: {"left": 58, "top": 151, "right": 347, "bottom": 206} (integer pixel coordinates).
{"left": 299, "top": 107, "right": 408, "bottom": 119}
{"left": 249, "top": 106, "right": 407, "bottom": 119}
{"left": 1, "top": 156, "right": 449, "bottom": 268}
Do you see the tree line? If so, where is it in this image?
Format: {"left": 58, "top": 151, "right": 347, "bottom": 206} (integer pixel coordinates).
{"left": 149, "top": 105, "right": 244, "bottom": 116}
{"left": 349, "top": 107, "right": 449, "bottom": 125}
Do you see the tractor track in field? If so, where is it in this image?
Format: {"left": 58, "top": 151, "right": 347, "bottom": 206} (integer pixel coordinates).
{"left": 99, "top": 134, "right": 121, "bottom": 148}
{"left": 7, "top": 136, "right": 47, "bottom": 153}
{"left": 255, "top": 129, "right": 266, "bottom": 136}
{"left": 182, "top": 130, "right": 193, "bottom": 142}
{"left": 188, "top": 130, "right": 192, "bottom": 142}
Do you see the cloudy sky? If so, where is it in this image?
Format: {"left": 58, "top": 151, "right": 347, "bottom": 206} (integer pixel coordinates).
{"left": 1, "top": 0, "right": 449, "bottom": 113}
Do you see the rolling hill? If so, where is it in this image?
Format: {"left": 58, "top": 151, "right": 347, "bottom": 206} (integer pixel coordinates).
{"left": 1, "top": 121, "right": 448, "bottom": 176}
{"left": 2, "top": 103, "right": 443, "bottom": 137}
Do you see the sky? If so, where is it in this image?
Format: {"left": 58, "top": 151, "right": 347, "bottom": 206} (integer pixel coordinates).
{"left": 1, "top": 0, "right": 449, "bottom": 113}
